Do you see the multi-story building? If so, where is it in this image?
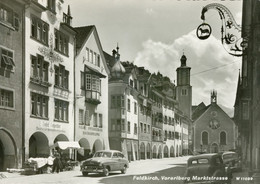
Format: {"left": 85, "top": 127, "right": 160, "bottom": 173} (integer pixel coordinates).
{"left": 136, "top": 67, "right": 152, "bottom": 160}
{"left": 0, "top": 0, "right": 26, "bottom": 170}
{"left": 106, "top": 48, "right": 139, "bottom": 161}
{"left": 24, "top": 0, "right": 75, "bottom": 159}
{"left": 234, "top": 0, "right": 260, "bottom": 179}
{"left": 74, "top": 25, "right": 110, "bottom": 160}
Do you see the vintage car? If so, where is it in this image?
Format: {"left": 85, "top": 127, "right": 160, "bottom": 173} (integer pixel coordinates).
{"left": 184, "top": 153, "right": 232, "bottom": 184}
{"left": 221, "top": 151, "right": 242, "bottom": 172}
{"left": 81, "top": 150, "right": 129, "bottom": 176}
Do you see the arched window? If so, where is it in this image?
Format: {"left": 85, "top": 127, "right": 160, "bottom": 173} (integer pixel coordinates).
{"left": 220, "top": 131, "right": 227, "bottom": 145}
{"left": 202, "top": 131, "right": 208, "bottom": 145}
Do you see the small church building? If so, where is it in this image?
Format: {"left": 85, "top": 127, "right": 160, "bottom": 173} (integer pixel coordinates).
{"left": 192, "top": 91, "right": 236, "bottom": 153}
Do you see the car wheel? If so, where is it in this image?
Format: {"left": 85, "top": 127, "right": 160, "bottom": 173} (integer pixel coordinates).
{"left": 82, "top": 172, "right": 88, "bottom": 176}
{"left": 121, "top": 165, "right": 127, "bottom": 174}
{"left": 103, "top": 167, "right": 109, "bottom": 177}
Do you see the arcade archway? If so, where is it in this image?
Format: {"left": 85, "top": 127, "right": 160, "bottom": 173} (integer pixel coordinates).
{"left": 140, "top": 142, "right": 145, "bottom": 159}
{"left": 152, "top": 145, "right": 157, "bottom": 158}
{"left": 78, "top": 138, "right": 91, "bottom": 161}
{"left": 164, "top": 146, "right": 169, "bottom": 158}
{"left": 29, "top": 132, "right": 49, "bottom": 158}
{"left": 0, "top": 128, "right": 17, "bottom": 171}
{"left": 92, "top": 139, "right": 102, "bottom": 153}
{"left": 170, "top": 146, "right": 174, "bottom": 157}
{"left": 147, "top": 143, "right": 151, "bottom": 159}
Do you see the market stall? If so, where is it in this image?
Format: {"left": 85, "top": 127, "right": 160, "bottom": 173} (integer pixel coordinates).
{"left": 50, "top": 141, "right": 82, "bottom": 171}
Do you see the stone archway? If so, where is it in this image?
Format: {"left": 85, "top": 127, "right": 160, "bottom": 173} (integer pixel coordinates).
{"left": 54, "top": 134, "right": 69, "bottom": 143}
{"left": 147, "top": 143, "right": 151, "bottom": 159}
{"left": 126, "top": 142, "right": 132, "bottom": 161}
{"left": 29, "top": 131, "right": 49, "bottom": 158}
{"left": 0, "top": 128, "right": 17, "bottom": 171}
{"left": 158, "top": 145, "right": 162, "bottom": 159}
{"left": 78, "top": 138, "right": 91, "bottom": 161}
{"left": 152, "top": 145, "right": 157, "bottom": 158}
{"left": 170, "top": 146, "right": 174, "bottom": 157}
{"left": 164, "top": 145, "right": 169, "bottom": 158}
{"left": 140, "top": 142, "right": 145, "bottom": 159}
{"left": 92, "top": 139, "right": 103, "bottom": 153}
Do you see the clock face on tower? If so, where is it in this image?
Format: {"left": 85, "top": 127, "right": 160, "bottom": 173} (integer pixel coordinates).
{"left": 209, "top": 119, "right": 220, "bottom": 129}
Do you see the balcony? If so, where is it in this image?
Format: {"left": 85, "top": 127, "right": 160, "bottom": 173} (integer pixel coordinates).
{"left": 152, "top": 135, "right": 163, "bottom": 142}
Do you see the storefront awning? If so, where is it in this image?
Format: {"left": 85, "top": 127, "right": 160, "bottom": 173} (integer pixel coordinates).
{"left": 51, "top": 141, "right": 82, "bottom": 150}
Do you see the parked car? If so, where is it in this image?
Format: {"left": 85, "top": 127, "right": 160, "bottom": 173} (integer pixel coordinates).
{"left": 184, "top": 153, "right": 232, "bottom": 184}
{"left": 221, "top": 151, "right": 242, "bottom": 172}
{"left": 81, "top": 150, "right": 129, "bottom": 176}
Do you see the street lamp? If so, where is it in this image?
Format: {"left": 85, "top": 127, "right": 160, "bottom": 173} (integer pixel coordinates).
{"left": 196, "top": 3, "right": 247, "bottom": 57}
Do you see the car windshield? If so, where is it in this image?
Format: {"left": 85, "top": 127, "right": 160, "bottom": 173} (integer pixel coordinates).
{"left": 93, "top": 152, "right": 112, "bottom": 158}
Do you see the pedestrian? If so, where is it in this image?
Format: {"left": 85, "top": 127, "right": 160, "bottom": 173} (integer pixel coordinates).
{"left": 52, "top": 150, "right": 61, "bottom": 173}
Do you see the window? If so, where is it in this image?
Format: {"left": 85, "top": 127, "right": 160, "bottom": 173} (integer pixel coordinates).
{"left": 134, "top": 123, "right": 137, "bottom": 134}
{"left": 86, "top": 48, "right": 89, "bottom": 61}
{"left": 1, "top": 47, "right": 15, "bottom": 71}
{"left": 31, "top": 93, "right": 48, "bottom": 118}
{"left": 47, "top": 0, "right": 56, "bottom": 13}
{"left": 97, "top": 55, "right": 100, "bottom": 67}
{"left": 111, "top": 120, "right": 116, "bottom": 131}
{"left": 54, "top": 29, "right": 69, "bottom": 56}
{"left": 242, "top": 101, "right": 249, "bottom": 120}
{"left": 121, "top": 119, "right": 125, "bottom": 131}
{"left": 147, "top": 125, "right": 150, "bottom": 134}
{"left": 0, "top": 88, "right": 14, "bottom": 108}
{"left": 79, "top": 109, "right": 84, "bottom": 125}
{"left": 93, "top": 113, "right": 97, "bottom": 127}
{"left": 202, "top": 131, "right": 208, "bottom": 145}
{"left": 134, "top": 102, "right": 137, "bottom": 114}
{"left": 144, "top": 124, "right": 147, "bottom": 133}
{"left": 54, "top": 99, "right": 68, "bottom": 122}
{"left": 99, "top": 114, "right": 103, "bottom": 128}
{"left": 85, "top": 110, "right": 89, "bottom": 126}
{"left": 31, "top": 15, "right": 49, "bottom": 45}
{"left": 140, "top": 123, "right": 143, "bottom": 133}
{"left": 220, "top": 131, "right": 227, "bottom": 145}
{"left": 111, "top": 95, "right": 124, "bottom": 108}
{"left": 129, "top": 79, "right": 133, "bottom": 87}
{"left": 0, "top": 3, "right": 19, "bottom": 30}
{"left": 127, "top": 99, "right": 130, "bottom": 112}
{"left": 82, "top": 73, "right": 101, "bottom": 102}
{"left": 54, "top": 65, "right": 69, "bottom": 89}
{"left": 90, "top": 50, "right": 93, "bottom": 63}
{"left": 181, "top": 89, "right": 187, "bottom": 96}
{"left": 127, "top": 121, "right": 130, "bottom": 133}
{"left": 31, "top": 55, "right": 49, "bottom": 82}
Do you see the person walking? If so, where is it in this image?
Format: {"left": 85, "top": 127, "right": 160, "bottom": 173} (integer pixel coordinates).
{"left": 52, "top": 150, "right": 61, "bottom": 173}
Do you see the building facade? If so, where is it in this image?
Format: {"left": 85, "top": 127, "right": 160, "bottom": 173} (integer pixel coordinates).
{"left": 234, "top": 0, "right": 260, "bottom": 178}
{"left": 193, "top": 91, "right": 236, "bottom": 153}
{"left": 0, "top": 0, "right": 26, "bottom": 170}
{"left": 24, "top": 0, "right": 75, "bottom": 160}
{"left": 74, "top": 25, "right": 110, "bottom": 160}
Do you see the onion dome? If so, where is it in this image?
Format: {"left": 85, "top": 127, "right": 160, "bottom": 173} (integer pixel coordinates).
{"left": 111, "top": 45, "right": 125, "bottom": 78}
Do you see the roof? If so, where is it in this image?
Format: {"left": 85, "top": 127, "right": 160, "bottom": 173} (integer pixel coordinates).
{"left": 192, "top": 102, "right": 209, "bottom": 121}
{"left": 74, "top": 26, "right": 94, "bottom": 49}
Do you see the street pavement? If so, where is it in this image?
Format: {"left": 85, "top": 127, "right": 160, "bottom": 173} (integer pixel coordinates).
{"left": 0, "top": 156, "right": 254, "bottom": 184}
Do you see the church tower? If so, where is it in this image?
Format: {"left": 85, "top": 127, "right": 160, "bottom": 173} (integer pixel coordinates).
{"left": 176, "top": 54, "right": 192, "bottom": 119}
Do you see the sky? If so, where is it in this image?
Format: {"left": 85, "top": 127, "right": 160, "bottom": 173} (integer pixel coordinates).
{"left": 66, "top": 0, "right": 243, "bottom": 116}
